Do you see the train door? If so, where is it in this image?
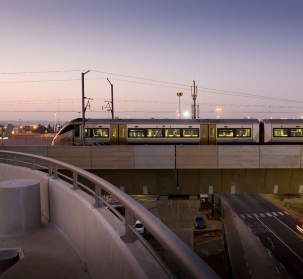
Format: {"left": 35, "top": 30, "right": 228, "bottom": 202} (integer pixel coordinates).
{"left": 110, "top": 124, "right": 127, "bottom": 145}
{"left": 119, "top": 124, "right": 127, "bottom": 145}
{"left": 200, "top": 124, "right": 209, "bottom": 144}
{"left": 209, "top": 124, "right": 216, "bottom": 145}
{"left": 110, "top": 124, "right": 119, "bottom": 145}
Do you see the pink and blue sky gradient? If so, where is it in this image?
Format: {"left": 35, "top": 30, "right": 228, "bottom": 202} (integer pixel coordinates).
{"left": 1, "top": 0, "right": 303, "bottom": 122}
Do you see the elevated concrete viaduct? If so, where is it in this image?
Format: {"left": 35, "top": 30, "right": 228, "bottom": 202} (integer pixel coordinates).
{"left": 1, "top": 145, "right": 303, "bottom": 195}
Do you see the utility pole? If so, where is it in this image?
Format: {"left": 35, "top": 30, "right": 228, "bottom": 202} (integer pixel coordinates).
{"left": 107, "top": 78, "right": 114, "bottom": 119}
{"left": 82, "top": 70, "right": 90, "bottom": 145}
{"left": 191, "top": 80, "right": 198, "bottom": 119}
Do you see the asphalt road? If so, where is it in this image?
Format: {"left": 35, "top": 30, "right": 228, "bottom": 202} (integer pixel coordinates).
{"left": 222, "top": 194, "right": 303, "bottom": 279}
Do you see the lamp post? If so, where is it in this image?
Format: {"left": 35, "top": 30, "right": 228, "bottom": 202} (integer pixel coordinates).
{"left": 82, "top": 70, "right": 90, "bottom": 146}
{"left": 216, "top": 108, "right": 222, "bottom": 119}
{"left": 176, "top": 92, "right": 183, "bottom": 119}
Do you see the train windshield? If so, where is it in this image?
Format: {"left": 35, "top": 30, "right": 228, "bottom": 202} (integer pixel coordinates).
{"left": 58, "top": 124, "right": 80, "bottom": 135}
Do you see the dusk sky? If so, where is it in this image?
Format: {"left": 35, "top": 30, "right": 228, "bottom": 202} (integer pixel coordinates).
{"left": 1, "top": 0, "right": 303, "bottom": 124}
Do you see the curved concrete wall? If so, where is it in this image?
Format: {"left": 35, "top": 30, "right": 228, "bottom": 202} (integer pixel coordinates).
{"left": 0, "top": 163, "right": 167, "bottom": 279}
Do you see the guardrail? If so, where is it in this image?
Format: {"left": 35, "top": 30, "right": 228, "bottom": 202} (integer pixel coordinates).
{"left": 0, "top": 150, "right": 220, "bottom": 279}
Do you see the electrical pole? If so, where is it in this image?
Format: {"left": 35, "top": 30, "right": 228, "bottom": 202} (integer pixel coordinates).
{"left": 191, "top": 80, "right": 197, "bottom": 119}
{"left": 82, "top": 70, "right": 90, "bottom": 145}
{"left": 107, "top": 78, "right": 114, "bottom": 119}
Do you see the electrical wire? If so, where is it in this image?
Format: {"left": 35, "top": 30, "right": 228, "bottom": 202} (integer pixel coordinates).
{"left": 0, "top": 70, "right": 85, "bottom": 75}
{"left": 0, "top": 69, "right": 302, "bottom": 105}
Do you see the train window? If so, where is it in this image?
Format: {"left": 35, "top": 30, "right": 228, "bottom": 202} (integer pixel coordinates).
{"left": 236, "top": 128, "right": 251, "bottom": 137}
{"left": 165, "top": 129, "right": 180, "bottom": 137}
{"left": 209, "top": 127, "right": 215, "bottom": 138}
{"left": 290, "top": 129, "right": 303, "bottom": 137}
{"left": 120, "top": 127, "right": 126, "bottom": 138}
{"left": 112, "top": 127, "right": 117, "bottom": 138}
{"left": 129, "top": 129, "right": 145, "bottom": 138}
{"left": 201, "top": 128, "right": 207, "bottom": 138}
{"left": 217, "top": 129, "right": 234, "bottom": 137}
{"left": 92, "top": 128, "right": 109, "bottom": 138}
{"left": 273, "top": 128, "right": 288, "bottom": 137}
{"left": 85, "top": 128, "right": 90, "bottom": 137}
{"left": 183, "top": 128, "right": 198, "bottom": 137}
{"left": 147, "top": 128, "right": 162, "bottom": 137}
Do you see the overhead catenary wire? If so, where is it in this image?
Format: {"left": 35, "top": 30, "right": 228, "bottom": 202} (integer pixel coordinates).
{"left": 0, "top": 69, "right": 302, "bottom": 106}
{"left": 1, "top": 96, "right": 303, "bottom": 110}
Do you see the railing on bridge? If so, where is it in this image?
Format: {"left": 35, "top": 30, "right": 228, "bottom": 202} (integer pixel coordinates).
{"left": 0, "top": 150, "right": 220, "bottom": 279}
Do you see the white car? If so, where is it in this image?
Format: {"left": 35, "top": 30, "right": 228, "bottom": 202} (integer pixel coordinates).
{"left": 134, "top": 220, "right": 144, "bottom": 234}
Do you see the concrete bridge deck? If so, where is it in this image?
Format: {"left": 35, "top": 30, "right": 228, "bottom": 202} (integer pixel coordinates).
{"left": 1, "top": 144, "right": 303, "bottom": 169}
{"left": 1, "top": 145, "right": 303, "bottom": 195}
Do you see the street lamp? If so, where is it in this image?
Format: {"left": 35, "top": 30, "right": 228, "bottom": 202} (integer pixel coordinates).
{"left": 82, "top": 70, "right": 90, "bottom": 146}
{"left": 176, "top": 92, "right": 183, "bottom": 119}
{"left": 216, "top": 108, "right": 222, "bottom": 119}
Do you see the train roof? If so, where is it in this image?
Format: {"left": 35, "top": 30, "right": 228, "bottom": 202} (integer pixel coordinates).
{"left": 261, "top": 119, "right": 303, "bottom": 125}
{"left": 67, "top": 118, "right": 260, "bottom": 125}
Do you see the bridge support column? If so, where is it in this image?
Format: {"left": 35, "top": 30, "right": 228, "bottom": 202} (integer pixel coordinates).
{"left": 156, "top": 195, "right": 200, "bottom": 269}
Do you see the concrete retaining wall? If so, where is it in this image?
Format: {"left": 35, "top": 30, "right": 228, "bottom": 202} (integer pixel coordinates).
{"left": 0, "top": 163, "right": 167, "bottom": 279}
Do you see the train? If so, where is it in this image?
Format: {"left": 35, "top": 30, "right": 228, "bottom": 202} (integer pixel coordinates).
{"left": 51, "top": 118, "right": 303, "bottom": 146}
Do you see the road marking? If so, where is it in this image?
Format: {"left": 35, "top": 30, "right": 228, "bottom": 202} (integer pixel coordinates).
{"left": 283, "top": 211, "right": 289, "bottom": 215}
{"left": 259, "top": 213, "right": 266, "bottom": 217}
{"left": 267, "top": 248, "right": 272, "bottom": 257}
{"left": 247, "top": 214, "right": 253, "bottom": 218}
{"left": 253, "top": 213, "right": 259, "bottom": 218}
{"left": 278, "top": 212, "right": 284, "bottom": 216}
{"left": 267, "top": 237, "right": 275, "bottom": 250}
{"left": 272, "top": 212, "right": 278, "bottom": 216}
{"left": 257, "top": 217, "right": 303, "bottom": 263}
{"left": 266, "top": 212, "right": 272, "bottom": 217}
{"left": 276, "top": 266, "right": 280, "bottom": 274}
{"left": 279, "top": 262, "right": 285, "bottom": 269}
{"left": 240, "top": 214, "right": 246, "bottom": 219}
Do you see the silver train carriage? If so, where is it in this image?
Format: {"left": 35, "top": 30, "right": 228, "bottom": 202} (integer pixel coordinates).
{"left": 261, "top": 119, "right": 303, "bottom": 144}
{"left": 51, "top": 118, "right": 262, "bottom": 146}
